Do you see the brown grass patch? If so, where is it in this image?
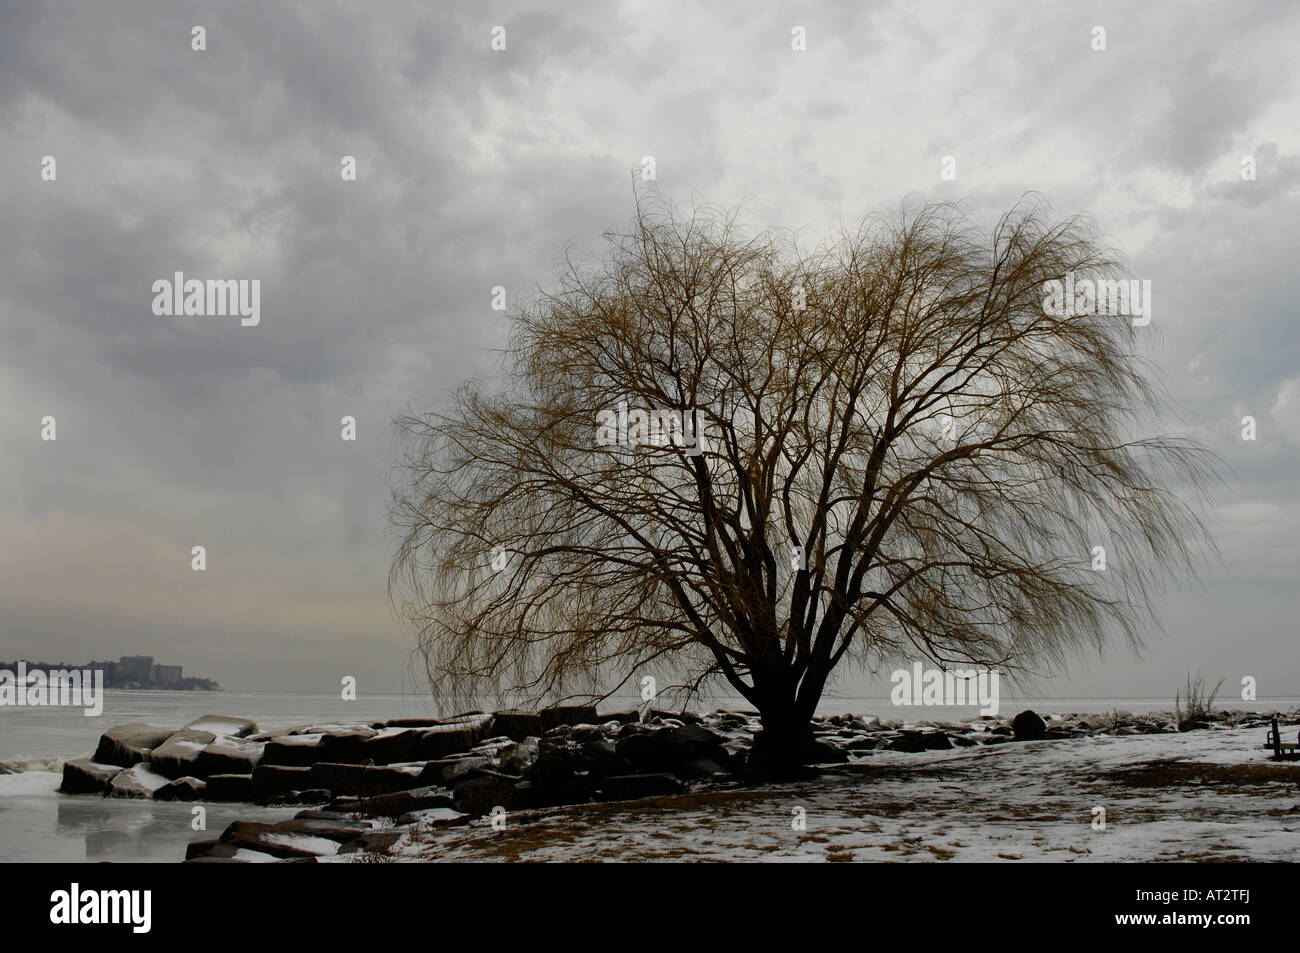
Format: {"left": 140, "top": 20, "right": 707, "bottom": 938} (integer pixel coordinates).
{"left": 1095, "top": 759, "right": 1300, "bottom": 792}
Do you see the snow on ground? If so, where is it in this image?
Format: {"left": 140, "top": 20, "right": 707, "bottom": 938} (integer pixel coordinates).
{"left": 395, "top": 726, "right": 1300, "bottom": 862}
{"left": 0, "top": 770, "right": 62, "bottom": 797}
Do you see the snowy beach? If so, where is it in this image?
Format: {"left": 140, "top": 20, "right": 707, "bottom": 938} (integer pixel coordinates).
{"left": 4, "top": 697, "right": 1296, "bottom": 863}
{"left": 390, "top": 724, "right": 1300, "bottom": 863}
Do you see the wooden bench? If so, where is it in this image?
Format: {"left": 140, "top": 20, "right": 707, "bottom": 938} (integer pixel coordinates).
{"left": 1266, "top": 717, "right": 1300, "bottom": 761}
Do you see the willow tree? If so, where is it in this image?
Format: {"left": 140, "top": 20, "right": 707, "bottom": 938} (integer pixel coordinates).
{"left": 390, "top": 193, "right": 1217, "bottom": 771}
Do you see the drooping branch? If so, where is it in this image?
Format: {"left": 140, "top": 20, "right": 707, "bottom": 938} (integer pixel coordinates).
{"left": 390, "top": 192, "right": 1221, "bottom": 723}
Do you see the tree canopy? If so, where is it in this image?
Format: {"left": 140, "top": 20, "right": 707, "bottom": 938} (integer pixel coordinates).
{"left": 390, "top": 193, "right": 1218, "bottom": 767}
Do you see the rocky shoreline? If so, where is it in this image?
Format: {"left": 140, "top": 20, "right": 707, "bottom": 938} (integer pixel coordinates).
{"left": 55, "top": 706, "right": 1295, "bottom": 862}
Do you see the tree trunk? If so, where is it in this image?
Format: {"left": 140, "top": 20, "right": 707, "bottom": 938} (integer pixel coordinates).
{"left": 748, "top": 694, "right": 818, "bottom": 778}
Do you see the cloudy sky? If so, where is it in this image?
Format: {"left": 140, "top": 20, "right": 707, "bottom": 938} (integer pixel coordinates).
{"left": 2, "top": 1, "right": 1297, "bottom": 706}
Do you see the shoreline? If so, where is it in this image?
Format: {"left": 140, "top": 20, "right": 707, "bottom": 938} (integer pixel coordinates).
{"left": 5, "top": 703, "right": 1296, "bottom": 776}
{"left": 2, "top": 704, "right": 1293, "bottom": 861}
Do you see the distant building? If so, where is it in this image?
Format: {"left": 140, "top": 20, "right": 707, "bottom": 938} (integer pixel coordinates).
{"left": 118, "top": 655, "right": 154, "bottom": 683}
{"left": 88, "top": 659, "right": 118, "bottom": 680}
{"left": 151, "top": 664, "right": 182, "bottom": 688}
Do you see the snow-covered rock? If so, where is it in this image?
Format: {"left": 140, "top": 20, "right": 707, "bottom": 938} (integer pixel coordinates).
{"left": 108, "top": 763, "right": 170, "bottom": 799}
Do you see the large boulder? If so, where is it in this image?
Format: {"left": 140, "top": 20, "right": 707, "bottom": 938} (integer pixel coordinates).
{"left": 108, "top": 763, "right": 170, "bottom": 799}
{"left": 451, "top": 771, "right": 528, "bottom": 815}
{"left": 200, "top": 818, "right": 372, "bottom": 856}
{"left": 645, "top": 709, "right": 703, "bottom": 724}
{"left": 340, "top": 785, "right": 456, "bottom": 818}
{"left": 185, "top": 839, "right": 226, "bottom": 860}
{"left": 148, "top": 729, "right": 217, "bottom": 779}
{"left": 492, "top": 710, "right": 545, "bottom": 740}
{"left": 60, "top": 758, "right": 123, "bottom": 795}
{"left": 661, "top": 721, "right": 728, "bottom": 751}
{"left": 539, "top": 706, "right": 599, "bottom": 730}
{"left": 185, "top": 715, "right": 258, "bottom": 738}
{"left": 245, "top": 727, "right": 294, "bottom": 744}
{"left": 808, "top": 738, "right": 854, "bottom": 761}
{"left": 204, "top": 773, "right": 254, "bottom": 802}
{"left": 616, "top": 723, "right": 731, "bottom": 776}
{"left": 1011, "top": 710, "right": 1048, "bottom": 741}
{"left": 93, "top": 724, "right": 175, "bottom": 768}
{"left": 261, "top": 734, "right": 324, "bottom": 767}
{"left": 525, "top": 738, "right": 582, "bottom": 782}
{"left": 195, "top": 737, "right": 263, "bottom": 777}
{"left": 252, "top": 764, "right": 312, "bottom": 800}
{"left": 446, "top": 757, "right": 496, "bottom": 785}
{"left": 415, "top": 715, "right": 496, "bottom": 760}
{"left": 155, "top": 776, "right": 206, "bottom": 802}
{"left": 613, "top": 730, "right": 662, "bottom": 769}
{"left": 316, "top": 728, "right": 377, "bottom": 764}
{"left": 886, "top": 733, "right": 928, "bottom": 753}
{"left": 498, "top": 740, "right": 540, "bottom": 775}
{"left": 521, "top": 738, "right": 595, "bottom": 803}
{"left": 359, "top": 764, "right": 427, "bottom": 796}
{"left": 419, "top": 755, "right": 490, "bottom": 786}
{"left": 577, "top": 736, "right": 635, "bottom": 778}
{"left": 218, "top": 820, "right": 340, "bottom": 859}
{"left": 921, "top": 732, "right": 951, "bottom": 751}
{"left": 274, "top": 817, "right": 374, "bottom": 842}
{"left": 886, "top": 731, "right": 951, "bottom": 753}
{"left": 337, "top": 831, "right": 404, "bottom": 854}
{"left": 308, "top": 762, "right": 368, "bottom": 795}
{"left": 365, "top": 728, "right": 423, "bottom": 765}
{"left": 394, "top": 806, "right": 471, "bottom": 828}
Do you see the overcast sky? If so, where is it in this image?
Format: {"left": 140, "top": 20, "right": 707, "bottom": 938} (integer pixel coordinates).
{"left": 2, "top": 1, "right": 1297, "bottom": 706}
